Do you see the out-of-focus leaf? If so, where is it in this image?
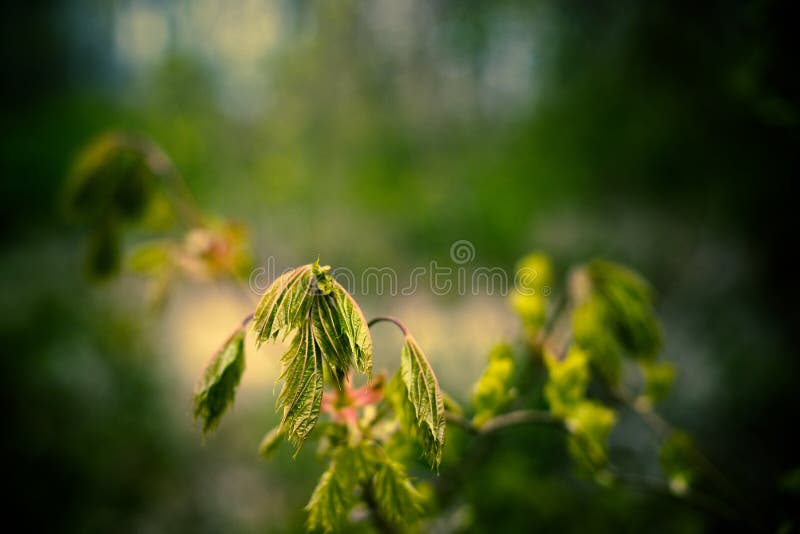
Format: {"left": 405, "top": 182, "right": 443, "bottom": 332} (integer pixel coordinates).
{"left": 565, "top": 401, "right": 617, "bottom": 468}
{"left": 639, "top": 360, "right": 676, "bottom": 407}
{"left": 86, "top": 224, "right": 121, "bottom": 279}
{"left": 514, "top": 252, "right": 553, "bottom": 294}
{"left": 128, "top": 240, "right": 172, "bottom": 275}
{"left": 371, "top": 455, "right": 423, "bottom": 525}
{"left": 543, "top": 347, "right": 590, "bottom": 417}
{"left": 399, "top": 335, "right": 446, "bottom": 469}
{"left": 583, "top": 260, "right": 662, "bottom": 360}
{"left": 258, "top": 426, "right": 284, "bottom": 459}
{"left": 306, "top": 445, "right": 371, "bottom": 533}
{"left": 64, "top": 131, "right": 159, "bottom": 223}
{"left": 660, "top": 430, "right": 696, "bottom": 496}
{"left": 572, "top": 296, "right": 623, "bottom": 384}
{"left": 193, "top": 326, "right": 246, "bottom": 433}
{"left": 471, "top": 343, "right": 517, "bottom": 426}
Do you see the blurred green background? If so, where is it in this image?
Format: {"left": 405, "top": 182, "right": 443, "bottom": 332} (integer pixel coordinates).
{"left": 2, "top": 0, "right": 798, "bottom": 532}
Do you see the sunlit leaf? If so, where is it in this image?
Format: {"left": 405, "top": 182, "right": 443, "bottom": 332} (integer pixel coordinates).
{"left": 565, "top": 401, "right": 617, "bottom": 468}
{"left": 399, "top": 335, "right": 445, "bottom": 469}
{"left": 193, "top": 326, "right": 246, "bottom": 433}
{"left": 278, "top": 321, "right": 324, "bottom": 452}
{"left": 543, "top": 347, "right": 590, "bottom": 417}
{"left": 252, "top": 260, "right": 374, "bottom": 451}
{"left": 471, "top": 343, "right": 517, "bottom": 426}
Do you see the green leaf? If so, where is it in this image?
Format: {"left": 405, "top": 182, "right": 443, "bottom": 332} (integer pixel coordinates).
{"left": 64, "top": 131, "right": 159, "bottom": 223}
{"left": 572, "top": 296, "right": 623, "bottom": 384}
{"left": 277, "top": 321, "right": 324, "bottom": 452}
{"left": 565, "top": 401, "right": 617, "bottom": 468}
{"left": 471, "top": 343, "right": 517, "bottom": 426}
{"left": 659, "top": 430, "right": 695, "bottom": 495}
{"left": 252, "top": 260, "right": 374, "bottom": 452}
{"left": 253, "top": 265, "right": 315, "bottom": 344}
{"left": 258, "top": 426, "right": 284, "bottom": 459}
{"left": 306, "top": 446, "right": 371, "bottom": 533}
{"left": 584, "top": 260, "right": 662, "bottom": 360}
{"left": 371, "top": 455, "right": 423, "bottom": 525}
{"left": 543, "top": 346, "right": 590, "bottom": 417}
{"left": 399, "top": 335, "right": 446, "bottom": 469}
{"left": 193, "top": 326, "right": 246, "bottom": 433}
{"left": 639, "top": 360, "right": 676, "bottom": 407}
{"left": 332, "top": 284, "right": 373, "bottom": 377}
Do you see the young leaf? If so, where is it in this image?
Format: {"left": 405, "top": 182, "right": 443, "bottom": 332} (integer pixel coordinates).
{"left": 584, "top": 260, "right": 662, "bottom": 360}
{"left": 639, "top": 360, "right": 676, "bottom": 407}
{"left": 399, "top": 335, "right": 446, "bottom": 469}
{"left": 306, "top": 446, "right": 371, "bottom": 533}
{"left": 543, "top": 347, "right": 590, "bottom": 417}
{"left": 565, "top": 401, "right": 617, "bottom": 468}
{"left": 253, "top": 265, "right": 315, "bottom": 345}
{"left": 471, "top": 343, "right": 517, "bottom": 426}
{"left": 193, "top": 327, "right": 246, "bottom": 433}
{"left": 371, "top": 456, "right": 423, "bottom": 525}
{"left": 252, "top": 260, "right": 374, "bottom": 452}
{"left": 333, "top": 285, "right": 373, "bottom": 377}
{"left": 277, "top": 321, "right": 324, "bottom": 451}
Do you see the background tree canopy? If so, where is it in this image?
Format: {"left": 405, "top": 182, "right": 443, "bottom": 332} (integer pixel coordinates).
{"left": 1, "top": 0, "right": 798, "bottom": 532}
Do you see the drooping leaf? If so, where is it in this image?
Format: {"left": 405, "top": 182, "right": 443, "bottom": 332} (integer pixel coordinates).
{"left": 251, "top": 260, "right": 374, "bottom": 452}
{"left": 193, "top": 326, "right": 246, "bottom": 433}
{"left": 258, "top": 425, "right": 284, "bottom": 459}
{"left": 371, "top": 455, "right": 423, "bottom": 525}
{"left": 332, "top": 284, "right": 373, "bottom": 377}
{"left": 253, "top": 265, "right": 315, "bottom": 344}
{"left": 399, "top": 335, "right": 445, "bottom": 469}
{"left": 277, "top": 321, "right": 325, "bottom": 451}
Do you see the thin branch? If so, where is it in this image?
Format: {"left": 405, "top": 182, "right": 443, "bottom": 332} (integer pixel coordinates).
{"left": 367, "top": 316, "right": 409, "bottom": 337}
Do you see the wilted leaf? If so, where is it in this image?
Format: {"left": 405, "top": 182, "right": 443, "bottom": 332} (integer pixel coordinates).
{"left": 399, "top": 335, "right": 445, "bottom": 469}
{"left": 193, "top": 327, "right": 246, "bottom": 433}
